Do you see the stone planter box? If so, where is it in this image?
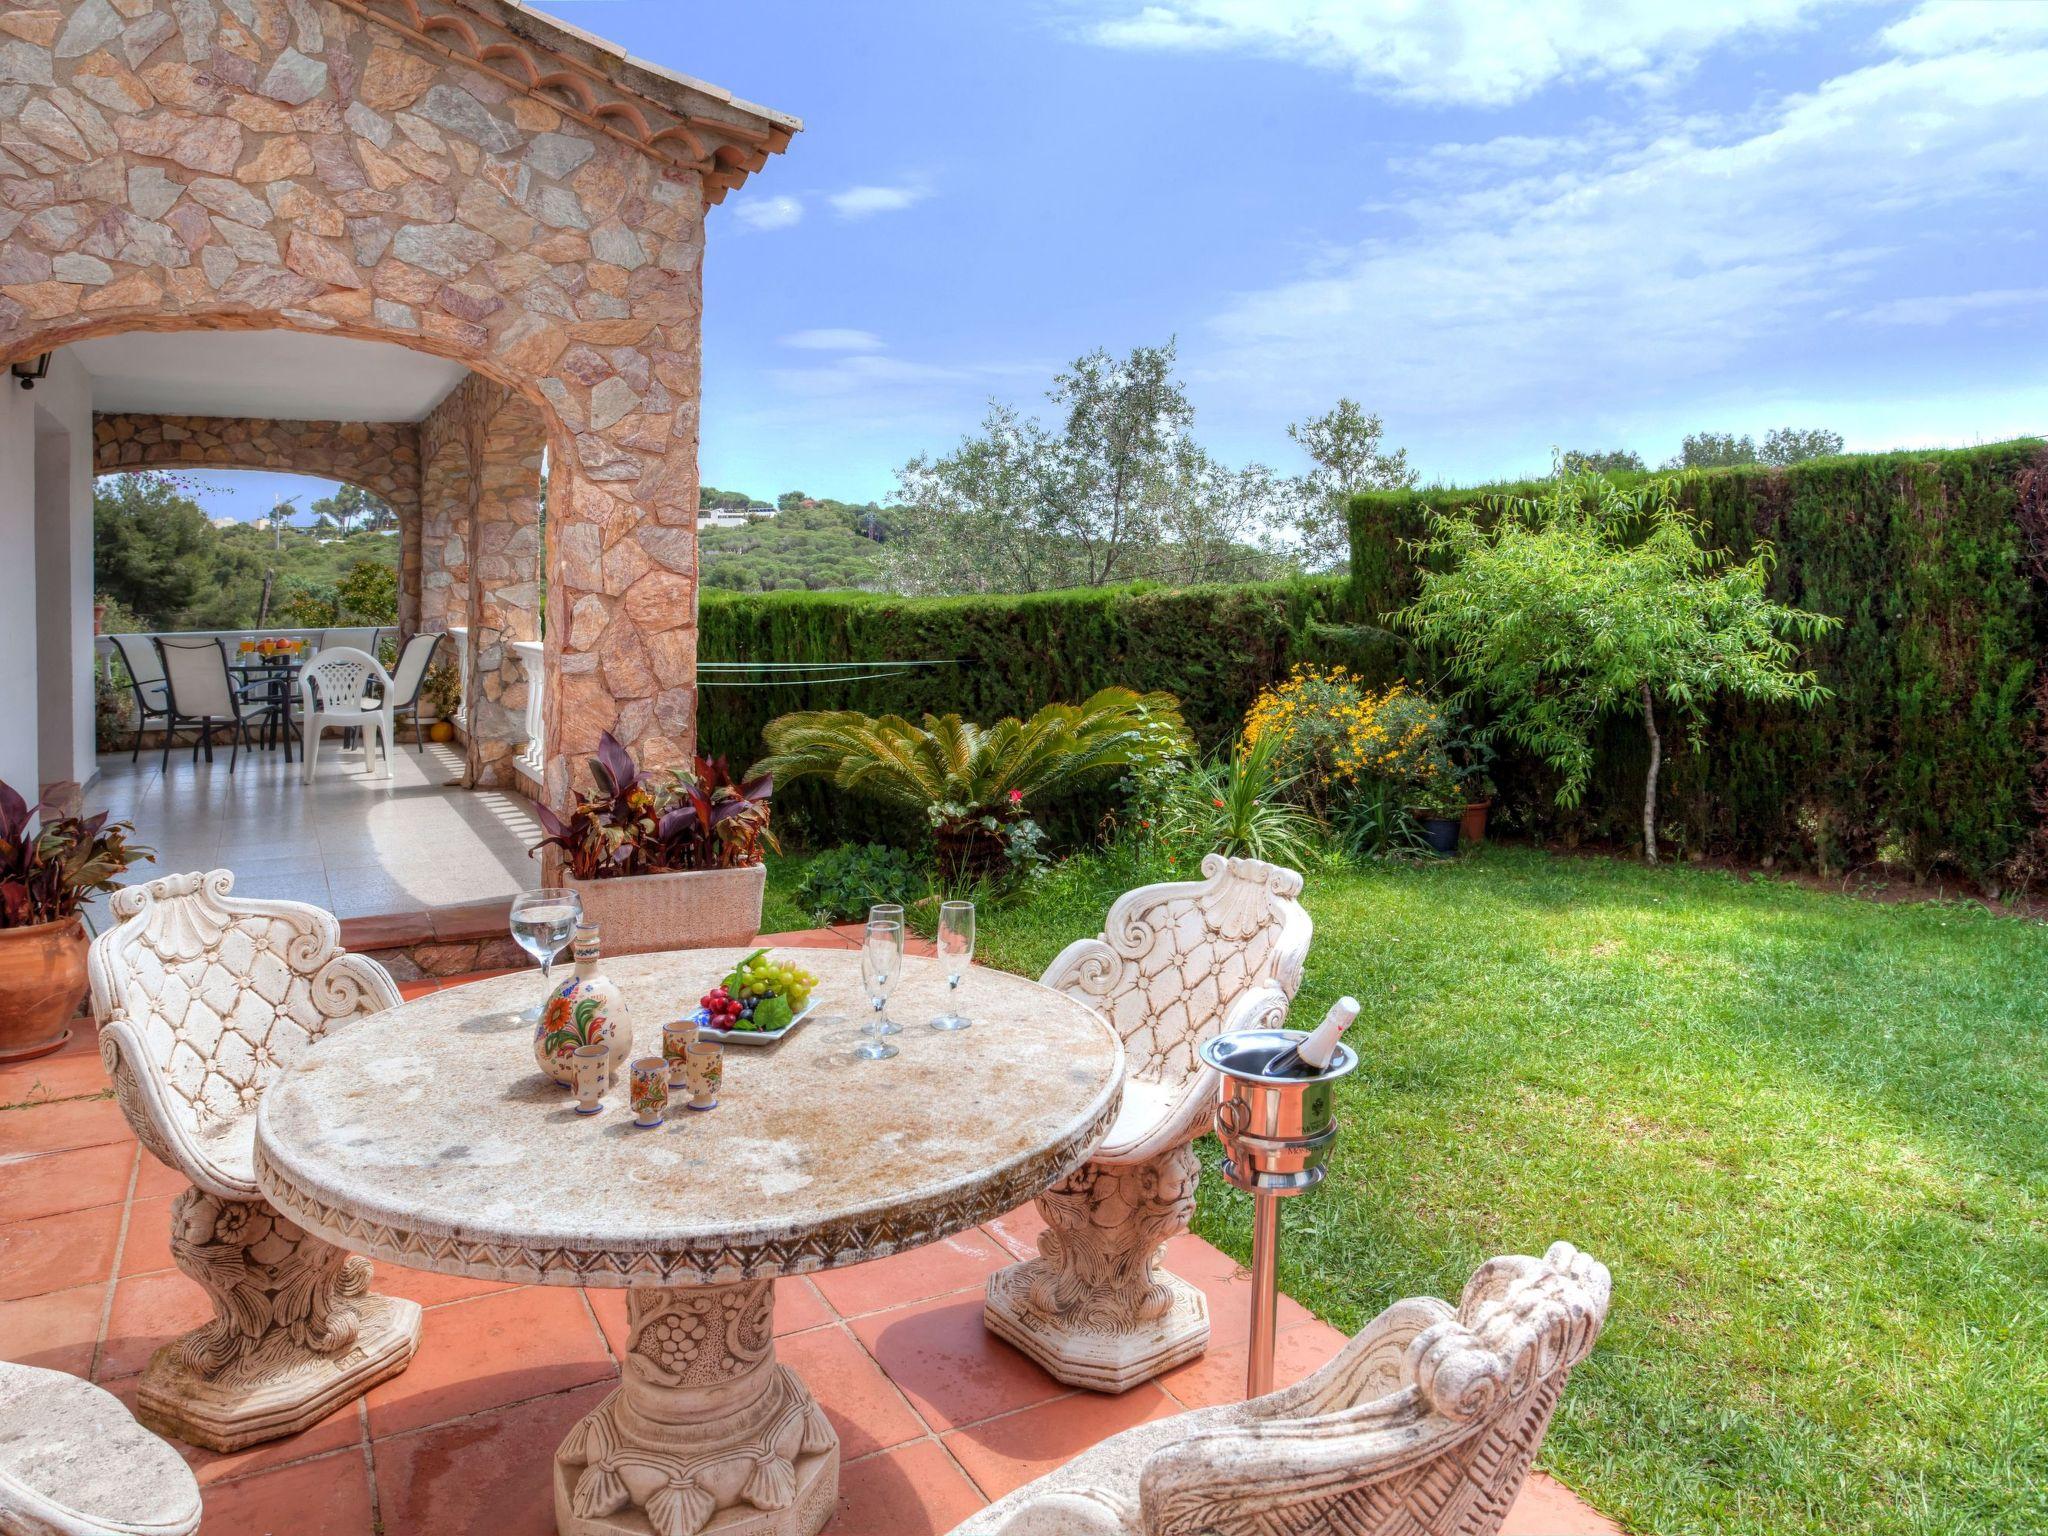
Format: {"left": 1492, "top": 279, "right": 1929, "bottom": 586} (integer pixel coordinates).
{"left": 565, "top": 864, "right": 767, "bottom": 956}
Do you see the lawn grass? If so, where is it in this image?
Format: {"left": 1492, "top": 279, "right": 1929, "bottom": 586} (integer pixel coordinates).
{"left": 768, "top": 845, "right": 2048, "bottom": 1536}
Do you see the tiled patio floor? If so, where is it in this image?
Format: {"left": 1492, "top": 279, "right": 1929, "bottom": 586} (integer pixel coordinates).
{"left": 83, "top": 743, "right": 542, "bottom": 928}
{"left": 0, "top": 957, "right": 1619, "bottom": 1535}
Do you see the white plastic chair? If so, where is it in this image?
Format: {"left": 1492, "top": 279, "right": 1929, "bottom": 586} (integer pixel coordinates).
{"left": 299, "top": 646, "right": 396, "bottom": 782}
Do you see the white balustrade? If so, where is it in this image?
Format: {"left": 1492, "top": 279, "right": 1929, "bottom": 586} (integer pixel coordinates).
{"left": 511, "top": 639, "right": 545, "bottom": 790}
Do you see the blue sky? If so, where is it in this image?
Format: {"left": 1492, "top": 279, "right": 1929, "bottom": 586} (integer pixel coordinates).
{"left": 190, "top": 0, "right": 2048, "bottom": 517}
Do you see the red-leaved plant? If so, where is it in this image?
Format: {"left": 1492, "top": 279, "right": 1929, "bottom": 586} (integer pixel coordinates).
{"left": 0, "top": 779, "right": 153, "bottom": 929}
{"left": 532, "top": 733, "right": 774, "bottom": 880}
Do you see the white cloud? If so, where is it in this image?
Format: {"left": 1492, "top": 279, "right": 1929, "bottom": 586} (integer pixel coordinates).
{"left": 733, "top": 194, "right": 803, "bottom": 231}
{"left": 1076, "top": 0, "right": 1857, "bottom": 106}
{"left": 780, "top": 328, "right": 886, "bottom": 351}
{"left": 1878, "top": 0, "right": 2048, "bottom": 55}
{"left": 828, "top": 183, "right": 932, "bottom": 218}
{"left": 1853, "top": 287, "right": 2048, "bottom": 326}
{"left": 1190, "top": 25, "right": 2048, "bottom": 430}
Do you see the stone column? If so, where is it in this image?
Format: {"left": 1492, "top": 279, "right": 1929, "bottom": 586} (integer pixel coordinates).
{"left": 464, "top": 391, "right": 545, "bottom": 787}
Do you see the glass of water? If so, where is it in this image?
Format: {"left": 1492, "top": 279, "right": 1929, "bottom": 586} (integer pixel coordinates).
{"left": 930, "top": 901, "right": 974, "bottom": 1030}
{"left": 509, "top": 887, "right": 582, "bottom": 1021}
{"left": 855, "top": 918, "right": 904, "bottom": 1061}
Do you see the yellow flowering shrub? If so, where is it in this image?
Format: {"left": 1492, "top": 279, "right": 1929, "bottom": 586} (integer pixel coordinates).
{"left": 1241, "top": 665, "right": 1457, "bottom": 815}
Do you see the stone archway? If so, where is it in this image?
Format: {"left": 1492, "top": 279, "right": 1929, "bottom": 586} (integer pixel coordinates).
{"left": 0, "top": 0, "right": 798, "bottom": 805}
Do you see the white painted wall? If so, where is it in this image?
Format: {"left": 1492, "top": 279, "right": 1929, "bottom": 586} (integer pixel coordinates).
{"left": 0, "top": 349, "right": 96, "bottom": 799}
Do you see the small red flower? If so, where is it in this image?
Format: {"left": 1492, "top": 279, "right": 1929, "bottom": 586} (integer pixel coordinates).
{"left": 1007, "top": 788, "right": 1024, "bottom": 804}
{"left": 1212, "top": 798, "right": 1225, "bottom": 809}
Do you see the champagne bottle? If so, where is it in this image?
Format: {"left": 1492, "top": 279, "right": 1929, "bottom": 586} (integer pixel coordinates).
{"left": 1269, "top": 996, "right": 1359, "bottom": 1077}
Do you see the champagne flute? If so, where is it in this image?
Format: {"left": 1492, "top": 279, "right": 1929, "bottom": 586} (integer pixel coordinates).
{"left": 868, "top": 902, "right": 904, "bottom": 929}
{"left": 509, "top": 887, "right": 582, "bottom": 1023}
{"left": 855, "top": 919, "right": 903, "bottom": 1062}
{"left": 930, "top": 901, "right": 974, "bottom": 1030}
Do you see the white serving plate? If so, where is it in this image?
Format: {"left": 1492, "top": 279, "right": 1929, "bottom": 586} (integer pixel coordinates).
{"left": 695, "top": 999, "right": 819, "bottom": 1047}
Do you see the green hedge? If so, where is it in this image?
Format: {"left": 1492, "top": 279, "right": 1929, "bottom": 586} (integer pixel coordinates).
{"left": 1348, "top": 440, "right": 2048, "bottom": 885}
{"left": 698, "top": 579, "right": 1357, "bottom": 846}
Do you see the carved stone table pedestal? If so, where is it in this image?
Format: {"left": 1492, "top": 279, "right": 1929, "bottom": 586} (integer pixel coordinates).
{"left": 139, "top": 1187, "right": 421, "bottom": 1453}
{"left": 984, "top": 1141, "right": 1208, "bottom": 1393}
{"left": 555, "top": 1281, "right": 837, "bottom": 1536}
{"left": 253, "top": 950, "right": 1124, "bottom": 1536}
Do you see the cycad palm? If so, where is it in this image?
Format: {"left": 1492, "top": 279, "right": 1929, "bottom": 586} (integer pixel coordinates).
{"left": 752, "top": 689, "right": 1187, "bottom": 874}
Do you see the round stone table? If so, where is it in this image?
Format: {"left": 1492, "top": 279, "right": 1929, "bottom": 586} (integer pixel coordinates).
{"left": 254, "top": 947, "right": 1124, "bottom": 1536}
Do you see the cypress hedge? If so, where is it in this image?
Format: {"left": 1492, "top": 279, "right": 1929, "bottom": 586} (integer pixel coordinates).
{"left": 1348, "top": 439, "right": 2048, "bottom": 886}
{"left": 697, "top": 578, "right": 1356, "bottom": 846}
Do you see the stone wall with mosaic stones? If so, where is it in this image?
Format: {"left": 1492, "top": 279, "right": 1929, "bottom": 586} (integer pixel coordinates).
{"left": 0, "top": 0, "right": 794, "bottom": 804}
{"left": 92, "top": 408, "right": 420, "bottom": 509}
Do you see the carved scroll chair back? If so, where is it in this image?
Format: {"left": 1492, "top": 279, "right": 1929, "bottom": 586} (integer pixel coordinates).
{"left": 1041, "top": 852, "right": 1311, "bottom": 1156}
{"left": 89, "top": 868, "right": 402, "bottom": 1200}
{"left": 959, "top": 1243, "right": 1612, "bottom": 1536}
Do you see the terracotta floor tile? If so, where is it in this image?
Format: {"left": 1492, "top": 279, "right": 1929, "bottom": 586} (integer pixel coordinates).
{"left": 0, "top": 1140, "right": 134, "bottom": 1221}
{"left": 832, "top": 1437, "right": 988, "bottom": 1535}
{"left": 0, "top": 1203, "right": 123, "bottom": 1301}
{"left": 134, "top": 1153, "right": 188, "bottom": 1198}
{"left": 1504, "top": 1472, "right": 1627, "bottom": 1535}
{"left": 367, "top": 1260, "right": 517, "bottom": 1310}
{"left": 761, "top": 928, "right": 858, "bottom": 950}
{"left": 364, "top": 1284, "right": 616, "bottom": 1439}
{"left": 1162, "top": 1232, "right": 1313, "bottom": 1348}
{"left": 850, "top": 1293, "right": 1066, "bottom": 1433}
{"left": 373, "top": 1380, "right": 611, "bottom": 1536}
{"left": 118, "top": 1196, "right": 176, "bottom": 1277}
{"left": 101, "top": 1269, "right": 211, "bottom": 1381}
{"left": 194, "top": 1448, "right": 376, "bottom": 1536}
{"left": 811, "top": 1229, "right": 1012, "bottom": 1318}
{"left": 980, "top": 1205, "right": 1047, "bottom": 1261}
{"left": 778, "top": 1324, "right": 924, "bottom": 1459}
{"left": 943, "top": 1382, "right": 1180, "bottom": 1499}
{"left": 1156, "top": 1318, "right": 1348, "bottom": 1410}
{"left": 0, "top": 1282, "right": 104, "bottom": 1376}
{"left": 395, "top": 978, "right": 443, "bottom": 1001}
{"left": 584, "top": 1276, "right": 827, "bottom": 1358}
{"left": 0, "top": 1096, "right": 132, "bottom": 1159}
{"left": 0, "top": 1033, "right": 111, "bottom": 1106}
{"left": 100, "top": 1373, "right": 366, "bottom": 1488}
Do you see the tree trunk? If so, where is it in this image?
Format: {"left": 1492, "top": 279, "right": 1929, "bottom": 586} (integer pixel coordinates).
{"left": 1641, "top": 682, "right": 1661, "bottom": 864}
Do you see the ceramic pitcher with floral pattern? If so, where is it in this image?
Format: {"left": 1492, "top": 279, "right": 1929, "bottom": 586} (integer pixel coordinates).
{"left": 534, "top": 923, "right": 633, "bottom": 1087}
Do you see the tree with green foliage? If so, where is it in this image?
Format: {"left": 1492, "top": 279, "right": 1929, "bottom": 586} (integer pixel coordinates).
{"left": 888, "top": 338, "right": 1288, "bottom": 595}
{"left": 93, "top": 472, "right": 266, "bottom": 629}
{"left": 1671, "top": 431, "right": 1757, "bottom": 469}
{"left": 1760, "top": 427, "right": 1844, "bottom": 466}
{"left": 1397, "top": 469, "right": 1838, "bottom": 862}
{"left": 309, "top": 483, "right": 396, "bottom": 534}
{"left": 1560, "top": 447, "right": 1646, "bottom": 475}
{"left": 1286, "top": 398, "right": 1417, "bottom": 569}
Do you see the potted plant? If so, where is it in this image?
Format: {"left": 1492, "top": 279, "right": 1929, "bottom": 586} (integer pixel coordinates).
{"left": 421, "top": 660, "right": 462, "bottom": 744}
{"left": 1410, "top": 794, "right": 1464, "bottom": 856}
{"left": 532, "top": 733, "right": 774, "bottom": 955}
{"left": 0, "top": 780, "right": 152, "bottom": 1060}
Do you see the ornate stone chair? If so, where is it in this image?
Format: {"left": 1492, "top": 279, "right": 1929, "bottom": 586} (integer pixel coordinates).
{"left": 0, "top": 1361, "right": 203, "bottom": 1536}
{"left": 957, "top": 1244, "right": 1610, "bottom": 1536}
{"left": 985, "top": 854, "right": 1312, "bottom": 1391}
{"left": 87, "top": 870, "right": 422, "bottom": 1453}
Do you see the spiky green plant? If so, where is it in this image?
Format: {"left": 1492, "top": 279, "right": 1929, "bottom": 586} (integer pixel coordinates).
{"left": 752, "top": 689, "right": 1190, "bottom": 879}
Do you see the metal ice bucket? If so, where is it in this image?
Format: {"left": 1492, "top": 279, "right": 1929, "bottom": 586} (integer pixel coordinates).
{"left": 1202, "top": 1028, "right": 1359, "bottom": 1193}
{"left": 1199, "top": 1026, "right": 1359, "bottom": 1399}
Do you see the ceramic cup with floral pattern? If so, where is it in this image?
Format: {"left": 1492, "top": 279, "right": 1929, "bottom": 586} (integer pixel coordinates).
{"left": 683, "top": 1038, "right": 722, "bottom": 1110}
{"left": 662, "top": 1018, "right": 695, "bottom": 1086}
{"left": 629, "top": 1056, "right": 669, "bottom": 1128}
{"left": 571, "top": 1043, "right": 609, "bottom": 1115}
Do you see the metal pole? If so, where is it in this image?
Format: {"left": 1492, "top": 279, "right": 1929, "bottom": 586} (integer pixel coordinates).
{"left": 1247, "top": 1189, "right": 1281, "bottom": 1399}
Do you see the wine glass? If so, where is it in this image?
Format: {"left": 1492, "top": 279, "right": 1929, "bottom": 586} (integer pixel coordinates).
{"left": 930, "top": 901, "right": 974, "bottom": 1030}
{"left": 855, "top": 919, "right": 904, "bottom": 1062}
{"left": 509, "top": 887, "right": 582, "bottom": 1022}
{"left": 868, "top": 902, "right": 904, "bottom": 929}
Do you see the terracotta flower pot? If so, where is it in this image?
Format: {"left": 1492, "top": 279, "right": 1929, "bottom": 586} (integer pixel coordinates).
{"left": 1460, "top": 799, "right": 1493, "bottom": 846}
{"left": 565, "top": 864, "right": 767, "bottom": 957}
{"left": 0, "top": 917, "right": 89, "bottom": 1062}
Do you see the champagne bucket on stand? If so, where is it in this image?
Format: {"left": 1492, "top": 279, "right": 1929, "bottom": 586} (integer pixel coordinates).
{"left": 1199, "top": 1027, "right": 1359, "bottom": 1399}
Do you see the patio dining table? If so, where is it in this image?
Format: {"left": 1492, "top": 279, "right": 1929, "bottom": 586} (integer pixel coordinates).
{"left": 229, "top": 652, "right": 305, "bottom": 759}
{"left": 253, "top": 947, "right": 1125, "bottom": 1536}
